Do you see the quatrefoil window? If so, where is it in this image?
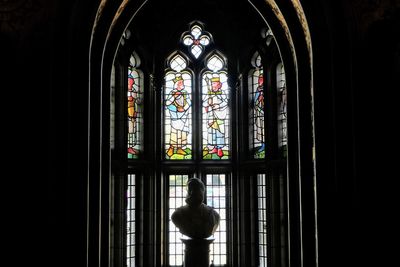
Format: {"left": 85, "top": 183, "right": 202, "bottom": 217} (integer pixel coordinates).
{"left": 182, "top": 25, "right": 211, "bottom": 59}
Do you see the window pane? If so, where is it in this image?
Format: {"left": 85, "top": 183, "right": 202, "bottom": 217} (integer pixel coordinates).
{"left": 191, "top": 25, "right": 202, "bottom": 39}
{"left": 127, "top": 174, "right": 136, "bottom": 267}
{"left": 206, "top": 174, "right": 227, "bottom": 265}
{"left": 202, "top": 56, "right": 230, "bottom": 160}
{"left": 170, "top": 54, "right": 187, "bottom": 72}
{"left": 127, "top": 53, "right": 144, "bottom": 159}
{"left": 249, "top": 52, "right": 266, "bottom": 159}
{"left": 191, "top": 45, "right": 203, "bottom": 58}
{"left": 183, "top": 35, "right": 193, "bottom": 45}
{"left": 257, "top": 174, "right": 268, "bottom": 267}
{"left": 164, "top": 67, "right": 193, "bottom": 160}
{"left": 182, "top": 24, "right": 210, "bottom": 58}
{"left": 168, "top": 175, "right": 189, "bottom": 266}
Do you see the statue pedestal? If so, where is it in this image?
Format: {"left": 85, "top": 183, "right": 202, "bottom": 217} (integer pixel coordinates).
{"left": 181, "top": 237, "right": 214, "bottom": 267}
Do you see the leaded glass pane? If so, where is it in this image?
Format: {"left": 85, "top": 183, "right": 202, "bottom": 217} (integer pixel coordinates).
{"left": 183, "top": 35, "right": 193, "bottom": 45}
{"left": 202, "top": 68, "right": 230, "bottom": 160}
{"left": 168, "top": 175, "right": 189, "bottom": 266}
{"left": 206, "top": 174, "right": 227, "bottom": 265}
{"left": 199, "top": 36, "right": 210, "bottom": 45}
{"left": 127, "top": 174, "right": 136, "bottom": 267}
{"left": 164, "top": 69, "right": 193, "bottom": 160}
{"left": 191, "top": 25, "right": 202, "bottom": 39}
{"left": 249, "top": 53, "right": 265, "bottom": 159}
{"left": 206, "top": 55, "right": 224, "bottom": 71}
{"left": 182, "top": 24, "right": 210, "bottom": 59}
{"left": 191, "top": 45, "right": 203, "bottom": 59}
{"left": 127, "top": 53, "right": 144, "bottom": 159}
{"left": 170, "top": 55, "right": 187, "bottom": 72}
{"left": 257, "top": 174, "right": 268, "bottom": 267}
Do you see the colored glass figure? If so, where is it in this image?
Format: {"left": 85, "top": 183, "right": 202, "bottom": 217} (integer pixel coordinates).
{"left": 182, "top": 25, "right": 210, "bottom": 58}
{"left": 202, "top": 70, "right": 229, "bottom": 160}
{"left": 165, "top": 72, "right": 192, "bottom": 160}
{"left": 253, "top": 69, "right": 265, "bottom": 158}
{"left": 249, "top": 53, "right": 265, "bottom": 159}
{"left": 127, "top": 54, "right": 143, "bottom": 159}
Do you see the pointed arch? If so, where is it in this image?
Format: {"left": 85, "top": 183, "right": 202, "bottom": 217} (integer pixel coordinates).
{"left": 87, "top": 1, "right": 316, "bottom": 267}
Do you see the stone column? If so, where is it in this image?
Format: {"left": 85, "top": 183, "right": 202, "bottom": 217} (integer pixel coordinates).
{"left": 181, "top": 237, "right": 214, "bottom": 267}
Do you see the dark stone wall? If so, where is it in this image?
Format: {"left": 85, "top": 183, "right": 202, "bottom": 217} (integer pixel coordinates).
{"left": 1, "top": 1, "right": 96, "bottom": 266}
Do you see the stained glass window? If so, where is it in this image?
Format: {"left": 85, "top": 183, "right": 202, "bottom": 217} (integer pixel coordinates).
{"left": 276, "top": 62, "right": 287, "bottom": 157}
{"left": 111, "top": 16, "right": 291, "bottom": 267}
{"left": 249, "top": 52, "right": 266, "bottom": 159}
{"left": 164, "top": 55, "right": 193, "bottom": 160}
{"left": 127, "top": 52, "right": 144, "bottom": 159}
{"left": 202, "top": 55, "right": 230, "bottom": 160}
{"left": 182, "top": 24, "right": 211, "bottom": 59}
{"left": 163, "top": 22, "right": 230, "bottom": 266}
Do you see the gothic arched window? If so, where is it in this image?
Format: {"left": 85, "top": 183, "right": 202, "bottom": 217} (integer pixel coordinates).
{"left": 164, "top": 54, "right": 193, "bottom": 160}
{"left": 202, "top": 54, "right": 230, "bottom": 160}
{"left": 127, "top": 52, "right": 144, "bottom": 159}
{"left": 111, "top": 20, "right": 289, "bottom": 267}
{"left": 86, "top": 0, "right": 320, "bottom": 266}
{"left": 249, "top": 51, "right": 265, "bottom": 159}
{"left": 164, "top": 22, "right": 229, "bottom": 266}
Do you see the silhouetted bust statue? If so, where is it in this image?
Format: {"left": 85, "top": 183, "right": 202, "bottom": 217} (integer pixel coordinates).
{"left": 172, "top": 178, "right": 220, "bottom": 239}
